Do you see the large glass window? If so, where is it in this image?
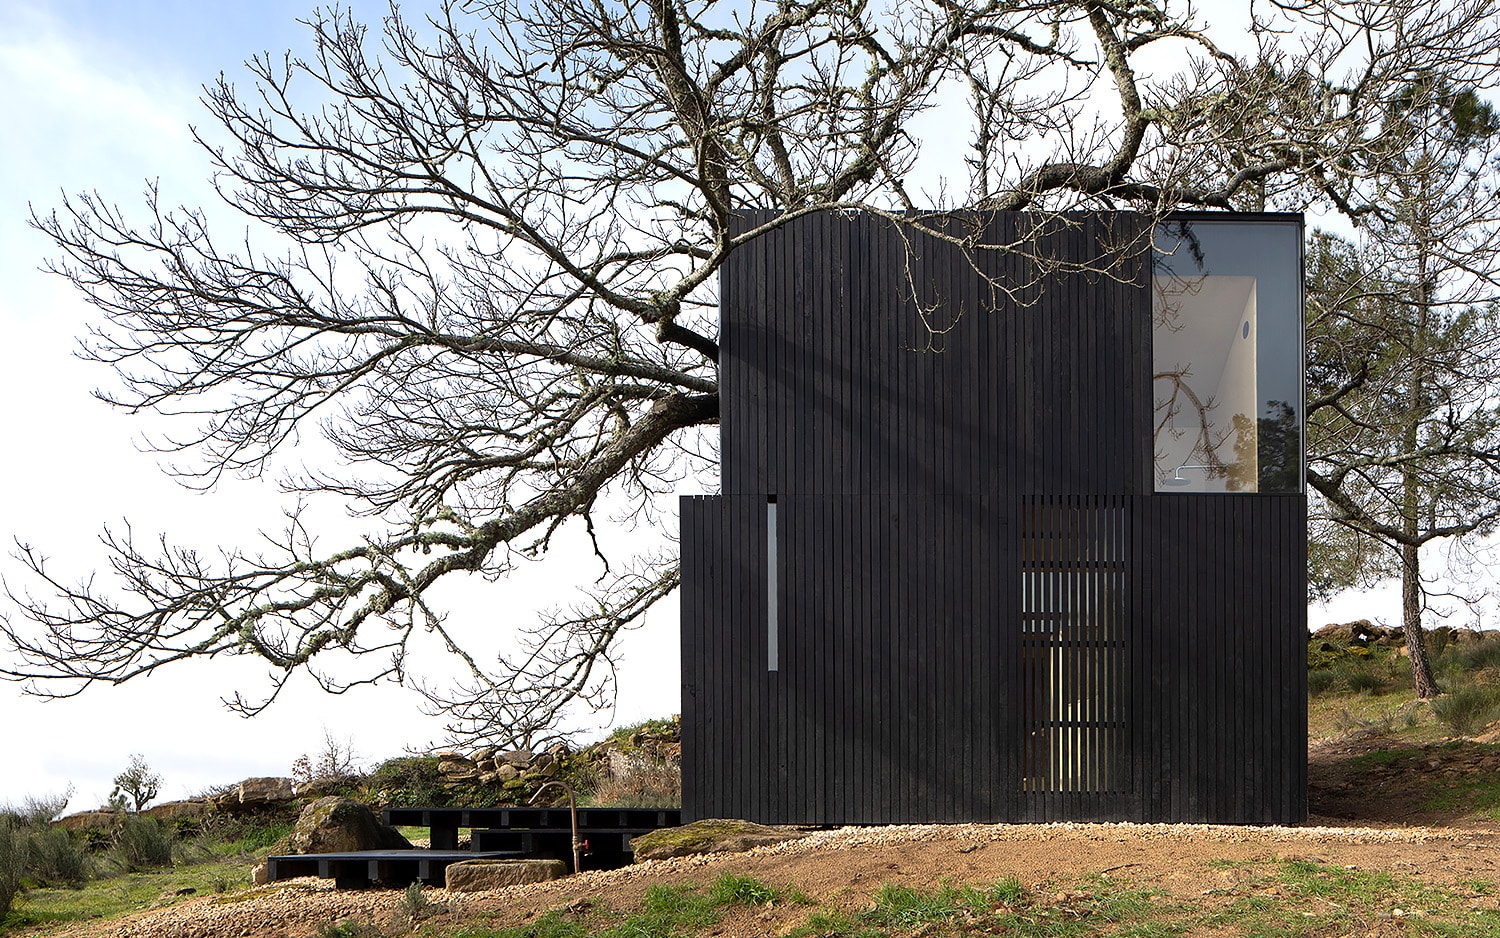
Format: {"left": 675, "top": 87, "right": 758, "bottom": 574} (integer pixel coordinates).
{"left": 1153, "top": 218, "right": 1303, "bottom": 493}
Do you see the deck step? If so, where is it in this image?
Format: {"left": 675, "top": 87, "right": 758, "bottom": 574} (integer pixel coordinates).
{"left": 265, "top": 849, "right": 523, "bottom": 888}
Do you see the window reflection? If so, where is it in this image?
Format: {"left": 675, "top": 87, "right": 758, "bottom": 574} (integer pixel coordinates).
{"left": 1152, "top": 220, "right": 1303, "bottom": 494}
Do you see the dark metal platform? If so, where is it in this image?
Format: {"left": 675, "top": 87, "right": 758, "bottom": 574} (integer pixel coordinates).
{"left": 266, "top": 849, "right": 521, "bottom": 888}
{"left": 381, "top": 806, "right": 681, "bottom": 853}
{"left": 265, "top": 806, "right": 682, "bottom": 889}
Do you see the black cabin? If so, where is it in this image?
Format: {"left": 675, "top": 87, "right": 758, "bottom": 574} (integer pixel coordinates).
{"left": 681, "top": 211, "right": 1307, "bottom": 825}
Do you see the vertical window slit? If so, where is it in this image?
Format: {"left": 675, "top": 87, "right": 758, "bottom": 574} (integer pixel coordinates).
{"left": 767, "top": 497, "right": 778, "bottom": 672}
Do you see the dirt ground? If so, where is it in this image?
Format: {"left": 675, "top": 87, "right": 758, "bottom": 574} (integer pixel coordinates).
{"left": 33, "top": 737, "right": 1500, "bottom": 938}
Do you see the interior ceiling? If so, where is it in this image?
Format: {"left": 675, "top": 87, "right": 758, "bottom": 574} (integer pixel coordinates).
{"left": 1152, "top": 275, "right": 1256, "bottom": 421}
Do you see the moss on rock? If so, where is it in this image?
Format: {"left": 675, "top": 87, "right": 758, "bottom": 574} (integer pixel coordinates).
{"left": 629, "top": 818, "right": 808, "bottom": 861}
{"left": 288, "top": 796, "right": 412, "bottom": 854}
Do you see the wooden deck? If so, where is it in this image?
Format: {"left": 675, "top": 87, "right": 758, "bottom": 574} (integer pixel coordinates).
{"left": 265, "top": 806, "right": 682, "bottom": 887}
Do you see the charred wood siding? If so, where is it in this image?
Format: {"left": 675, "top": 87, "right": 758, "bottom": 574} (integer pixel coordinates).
{"left": 683, "top": 211, "right": 1307, "bottom": 825}
{"left": 720, "top": 213, "right": 1153, "bottom": 498}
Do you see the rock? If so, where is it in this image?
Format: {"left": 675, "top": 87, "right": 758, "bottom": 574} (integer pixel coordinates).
{"left": 445, "top": 858, "right": 565, "bottom": 891}
{"left": 630, "top": 818, "right": 810, "bottom": 861}
{"left": 238, "top": 777, "right": 296, "bottom": 804}
{"left": 439, "top": 761, "right": 478, "bottom": 780}
{"left": 288, "top": 796, "right": 413, "bottom": 854}
{"left": 472, "top": 746, "right": 498, "bottom": 762}
{"left": 476, "top": 771, "right": 499, "bottom": 785}
{"left": 57, "top": 809, "right": 118, "bottom": 832}
{"left": 500, "top": 750, "right": 534, "bottom": 767}
{"left": 145, "top": 800, "right": 211, "bottom": 822}
{"left": 497, "top": 763, "right": 520, "bottom": 782}
{"left": 293, "top": 777, "right": 349, "bottom": 798}
{"left": 547, "top": 742, "right": 569, "bottom": 757}
{"left": 1313, "top": 620, "right": 1378, "bottom": 645}
{"left": 250, "top": 863, "right": 270, "bottom": 886}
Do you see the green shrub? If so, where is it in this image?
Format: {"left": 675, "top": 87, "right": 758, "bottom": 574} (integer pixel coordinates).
{"left": 114, "top": 814, "right": 174, "bottom": 870}
{"left": 1307, "top": 667, "right": 1340, "bottom": 697}
{"left": 0, "top": 819, "right": 27, "bottom": 918}
{"left": 1328, "top": 654, "right": 1388, "bottom": 694}
{"left": 25, "top": 826, "right": 87, "bottom": 886}
{"left": 606, "top": 716, "right": 680, "bottom": 749}
{"left": 401, "top": 881, "right": 433, "bottom": 921}
{"left": 1433, "top": 685, "right": 1500, "bottom": 736}
{"left": 0, "top": 792, "right": 70, "bottom": 829}
{"left": 709, "top": 873, "right": 779, "bottom": 906}
{"left": 1438, "top": 636, "right": 1500, "bottom": 678}
{"left": 365, "top": 756, "right": 448, "bottom": 807}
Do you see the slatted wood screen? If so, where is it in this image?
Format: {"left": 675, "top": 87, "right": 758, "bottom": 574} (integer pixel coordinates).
{"left": 682, "top": 211, "right": 1307, "bottom": 825}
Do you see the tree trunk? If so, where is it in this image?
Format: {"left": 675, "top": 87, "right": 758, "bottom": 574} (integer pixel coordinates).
{"left": 1402, "top": 201, "right": 1441, "bottom": 700}
{"left": 1401, "top": 543, "right": 1440, "bottom": 698}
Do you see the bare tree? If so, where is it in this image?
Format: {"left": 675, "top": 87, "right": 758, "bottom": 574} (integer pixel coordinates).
{"left": 5, "top": 0, "right": 1498, "bottom": 745}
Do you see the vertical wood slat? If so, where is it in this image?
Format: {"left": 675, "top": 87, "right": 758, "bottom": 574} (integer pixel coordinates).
{"left": 691, "top": 211, "right": 1306, "bottom": 826}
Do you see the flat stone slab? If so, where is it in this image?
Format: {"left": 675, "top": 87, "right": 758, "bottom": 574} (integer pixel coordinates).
{"left": 267, "top": 849, "right": 522, "bottom": 888}
{"left": 445, "top": 858, "right": 566, "bottom": 891}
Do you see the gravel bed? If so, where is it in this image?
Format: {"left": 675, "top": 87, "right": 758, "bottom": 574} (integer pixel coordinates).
{"left": 56, "top": 820, "right": 1488, "bottom": 938}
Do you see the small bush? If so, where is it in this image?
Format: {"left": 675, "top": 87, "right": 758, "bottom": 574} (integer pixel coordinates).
{"left": 0, "top": 791, "right": 71, "bottom": 829}
{"left": 401, "top": 881, "right": 433, "bottom": 921}
{"left": 365, "top": 756, "right": 448, "bottom": 807}
{"left": 1438, "top": 636, "right": 1500, "bottom": 681}
{"left": 1433, "top": 685, "right": 1500, "bottom": 737}
{"left": 1307, "top": 668, "right": 1340, "bottom": 697}
{"left": 114, "top": 814, "right": 174, "bottom": 870}
{"left": 710, "top": 873, "right": 779, "bottom": 906}
{"left": 0, "top": 819, "right": 28, "bottom": 918}
{"left": 606, "top": 716, "right": 680, "bottom": 748}
{"left": 1337, "top": 660, "right": 1384, "bottom": 694}
{"left": 292, "top": 729, "right": 364, "bottom": 792}
{"left": 25, "top": 826, "right": 87, "bottom": 886}
{"left": 586, "top": 756, "right": 681, "bottom": 808}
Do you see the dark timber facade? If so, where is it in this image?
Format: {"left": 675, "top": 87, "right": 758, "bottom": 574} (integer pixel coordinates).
{"left": 681, "top": 211, "right": 1307, "bottom": 825}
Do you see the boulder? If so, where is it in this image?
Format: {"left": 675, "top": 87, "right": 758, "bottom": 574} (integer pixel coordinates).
{"left": 499, "top": 750, "right": 534, "bottom": 767}
{"left": 145, "top": 800, "right": 211, "bottom": 822}
{"left": 445, "top": 858, "right": 565, "bottom": 891}
{"left": 497, "top": 764, "right": 520, "bottom": 782}
{"left": 238, "top": 777, "right": 296, "bottom": 804}
{"left": 288, "top": 796, "right": 413, "bottom": 854}
{"left": 57, "top": 809, "right": 118, "bottom": 832}
{"left": 250, "top": 862, "right": 270, "bottom": 886}
{"left": 1312, "top": 620, "right": 1377, "bottom": 645}
{"left": 293, "top": 777, "right": 350, "bottom": 798}
{"left": 630, "top": 818, "right": 810, "bottom": 861}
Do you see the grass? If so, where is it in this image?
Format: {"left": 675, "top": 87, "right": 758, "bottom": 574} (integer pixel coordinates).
{"left": 1304, "top": 634, "right": 1500, "bottom": 743}
{"left": 2, "top": 858, "right": 252, "bottom": 932}
{"left": 1423, "top": 762, "right": 1500, "bottom": 820}
{"left": 1323, "top": 739, "right": 1500, "bottom": 821}
{"left": 1194, "top": 858, "right": 1500, "bottom": 938}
